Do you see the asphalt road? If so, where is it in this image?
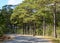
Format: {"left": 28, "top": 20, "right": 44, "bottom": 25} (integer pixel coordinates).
{"left": 3, "top": 36, "right": 52, "bottom": 43}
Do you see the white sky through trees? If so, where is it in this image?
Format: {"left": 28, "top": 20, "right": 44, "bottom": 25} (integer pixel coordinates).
{"left": 8, "top": 0, "right": 23, "bottom": 5}
{"left": 0, "top": 0, "right": 23, "bottom": 9}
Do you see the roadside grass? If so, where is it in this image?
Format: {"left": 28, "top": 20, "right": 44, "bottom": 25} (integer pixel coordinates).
{"left": 42, "top": 36, "right": 60, "bottom": 43}
{"left": 52, "top": 38, "right": 60, "bottom": 43}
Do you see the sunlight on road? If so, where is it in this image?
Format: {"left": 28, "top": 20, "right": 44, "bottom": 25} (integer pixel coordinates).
{"left": 3, "top": 35, "right": 52, "bottom": 43}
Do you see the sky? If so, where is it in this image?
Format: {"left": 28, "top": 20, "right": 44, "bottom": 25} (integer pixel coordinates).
{"left": 0, "top": 0, "right": 23, "bottom": 9}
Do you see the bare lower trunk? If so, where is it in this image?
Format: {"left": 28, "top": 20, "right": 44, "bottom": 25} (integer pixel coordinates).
{"left": 25, "top": 23, "right": 27, "bottom": 34}
{"left": 33, "top": 22, "right": 36, "bottom": 36}
{"left": 23, "top": 23, "right": 25, "bottom": 34}
{"left": 43, "top": 17, "right": 45, "bottom": 36}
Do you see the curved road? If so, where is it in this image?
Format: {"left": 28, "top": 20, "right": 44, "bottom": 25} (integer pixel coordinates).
{"left": 3, "top": 35, "right": 52, "bottom": 43}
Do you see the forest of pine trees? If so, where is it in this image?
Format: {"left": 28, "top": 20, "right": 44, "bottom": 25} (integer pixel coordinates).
{"left": 0, "top": 0, "right": 60, "bottom": 38}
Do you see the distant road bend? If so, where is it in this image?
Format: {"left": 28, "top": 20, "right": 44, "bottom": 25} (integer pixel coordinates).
{"left": 3, "top": 34, "right": 52, "bottom": 43}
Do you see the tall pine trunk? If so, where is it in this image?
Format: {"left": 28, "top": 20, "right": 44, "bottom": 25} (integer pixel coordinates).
{"left": 53, "top": 2, "right": 57, "bottom": 38}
